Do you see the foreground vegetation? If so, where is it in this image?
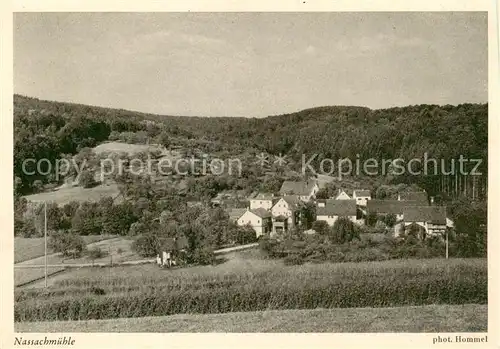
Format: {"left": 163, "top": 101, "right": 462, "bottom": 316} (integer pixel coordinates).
{"left": 15, "top": 257, "right": 487, "bottom": 322}
{"left": 16, "top": 304, "right": 487, "bottom": 333}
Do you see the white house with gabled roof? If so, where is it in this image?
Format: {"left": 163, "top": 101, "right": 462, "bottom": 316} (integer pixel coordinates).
{"left": 237, "top": 208, "right": 272, "bottom": 238}
{"left": 249, "top": 193, "right": 277, "bottom": 210}
{"left": 335, "top": 189, "right": 351, "bottom": 200}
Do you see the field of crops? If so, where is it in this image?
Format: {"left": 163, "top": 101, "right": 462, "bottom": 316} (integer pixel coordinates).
{"left": 15, "top": 257, "right": 487, "bottom": 322}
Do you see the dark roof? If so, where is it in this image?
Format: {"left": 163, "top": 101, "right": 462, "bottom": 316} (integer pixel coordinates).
{"left": 250, "top": 208, "right": 272, "bottom": 219}
{"left": 317, "top": 199, "right": 337, "bottom": 205}
{"left": 251, "top": 193, "right": 274, "bottom": 200}
{"left": 399, "top": 191, "right": 428, "bottom": 205}
{"left": 403, "top": 206, "right": 447, "bottom": 225}
{"left": 279, "top": 180, "right": 317, "bottom": 196}
{"left": 317, "top": 200, "right": 357, "bottom": 216}
{"left": 228, "top": 208, "right": 247, "bottom": 221}
{"left": 367, "top": 200, "right": 420, "bottom": 215}
{"left": 354, "top": 190, "right": 371, "bottom": 197}
{"left": 281, "top": 195, "right": 303, "bottom": 209}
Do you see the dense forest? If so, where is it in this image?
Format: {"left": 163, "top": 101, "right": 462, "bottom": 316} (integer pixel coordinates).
{"left": 14, "top": 94, "right": 487, "bottom": 200}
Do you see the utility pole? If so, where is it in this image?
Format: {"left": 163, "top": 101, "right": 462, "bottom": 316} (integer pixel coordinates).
{"left": 445, "top": 229, "right": 449, "bottom": 259}
{"left": 44, "top": 201, "right": 47, "bottom": 288}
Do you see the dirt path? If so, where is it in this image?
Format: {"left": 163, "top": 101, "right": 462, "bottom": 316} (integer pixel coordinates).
{"left": 15, "top": 242, "right": 258, "bottom": 269}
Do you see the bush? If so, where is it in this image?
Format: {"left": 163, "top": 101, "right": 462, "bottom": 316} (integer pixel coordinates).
{"left": 344, "top": 247, "right": 388, "bottom": 263}
{"left": 325, "top": 251, "right": 345, "bottom": 263}
{"left": 16, "top": 220, "right": 38, "bottom": 238}
{"left": 86, "top": 247, "right": 107, "bottom": 260}
{"left": 330, "top": 217, "right": 359, "bottom": 243}
{"left": 48, "top": 231, "right": 85, "bottom": 258}
{"left": 284, "top": 254, "right": 304, "bottom": 266}
{"left": 259, "top": 237, "right": 282, "bottom": 258}
{"left": 374, "top": 220, "right": 388, "bottom": 233}
{"left": 79, "top": 170, "right": 98, "bottom": 188}
{"left": 383, "top": 214, "right": 397, "bottom": 227}
{"left": 192, "top": 248, "right": 215, "bottom": 265}
{"left": 366, "top": 212, "right": 378, "bottom": 226}
{"left": 89, "top": 287, "right": 106, "bottom": 296}
{"left": 32, "top": 180, "right": 44, "bottom": 193}
{"left": 311, "top": 220, "right": 329, "bottom": 235}
{"left": 132, "top": 234, "right": 160, "bottom": 258}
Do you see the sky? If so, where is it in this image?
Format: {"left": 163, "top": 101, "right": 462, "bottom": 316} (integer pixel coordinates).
{"left": 14, "top": 12, "right": 488, "bottom": 117}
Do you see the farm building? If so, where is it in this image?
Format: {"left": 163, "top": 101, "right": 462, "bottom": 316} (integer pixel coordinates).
{"left": 279, "top": 180, "right": 319, "bottom": 202}
{"left": 367, "top": 199, "right": 420, "bottom": 221}
{"left": 403, "top": 206, "right": 447, "bottom": 236}
{"left": 157, "top": 235, "right": 190, "bottom": 267}
{"left": 316, "top": 199, "right": 357, "bottom": 226}
{"left": 236, "top": 208, "right": 272, "bottom": 238}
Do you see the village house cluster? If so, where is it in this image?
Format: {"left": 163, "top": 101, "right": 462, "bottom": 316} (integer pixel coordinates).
{"left": 227, "top": 180, "right": 453, "bottom": 239}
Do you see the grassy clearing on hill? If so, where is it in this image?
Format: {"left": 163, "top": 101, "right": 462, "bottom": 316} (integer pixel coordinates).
{"left": 15, "top": 257, "right": 487, "bottom": 322}
{"left": 92, "top": 142, "right": 180, "bottom": 159}
{"left": 22, "top": 183, "right": 121, "bottom": 206}
{"left": 93, "top": 142, "right": 162, "bottom": 156}
{"left": 15, "top": 304, "right": 487, "bottom": 333}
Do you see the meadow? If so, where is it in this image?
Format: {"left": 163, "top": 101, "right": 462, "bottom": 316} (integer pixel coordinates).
{"left": 16, "top": 304, "right": 487, "bottom": 332}
{"left": 14, "top": 235, "right": 117, "bottom": 263}
{"left": 14, "top": 236, "right": 136, "bottom": 286}
{"left": 22, "top": 183, "right": 121, "bottom": 207}
{"left": 15, "top": 256, "right": 487, "bottom": 322}
{"left": 92, "top": 142, "right": 163, "bottom": 156}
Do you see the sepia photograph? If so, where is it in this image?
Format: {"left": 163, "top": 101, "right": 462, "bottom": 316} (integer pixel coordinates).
{"left": 5, "top": 6, "right": 495, "bottom": 344}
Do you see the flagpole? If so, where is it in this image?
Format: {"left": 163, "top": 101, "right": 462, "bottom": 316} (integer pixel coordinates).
{"left": 44, "top": 201, "right": 47, "bottom": 288}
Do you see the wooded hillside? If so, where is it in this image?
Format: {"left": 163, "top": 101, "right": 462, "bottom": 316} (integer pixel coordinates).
{"left": 14, "top": 95, "right": 487, "bottom": 199}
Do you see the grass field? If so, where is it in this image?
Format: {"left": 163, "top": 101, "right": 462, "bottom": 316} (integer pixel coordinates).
{"left": 22, "top": 183, "right": 121, "bottom": 206}
{"left": 15, "top": 235, "right": 118, "bottom": 263}
{"left": 15, "top": 304, "right": 487, "bottom": 332}
{"left": 14, "top": 236, "right": 137, "bottom": 286}
{"left": 93, "top": 142, "right": 162, "bottom": 155}
{"left": 15, "top": 255, "right": 487, "bottom": 322}
{"left": 92, "top": 142, "right": 180, "bottom": 159}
